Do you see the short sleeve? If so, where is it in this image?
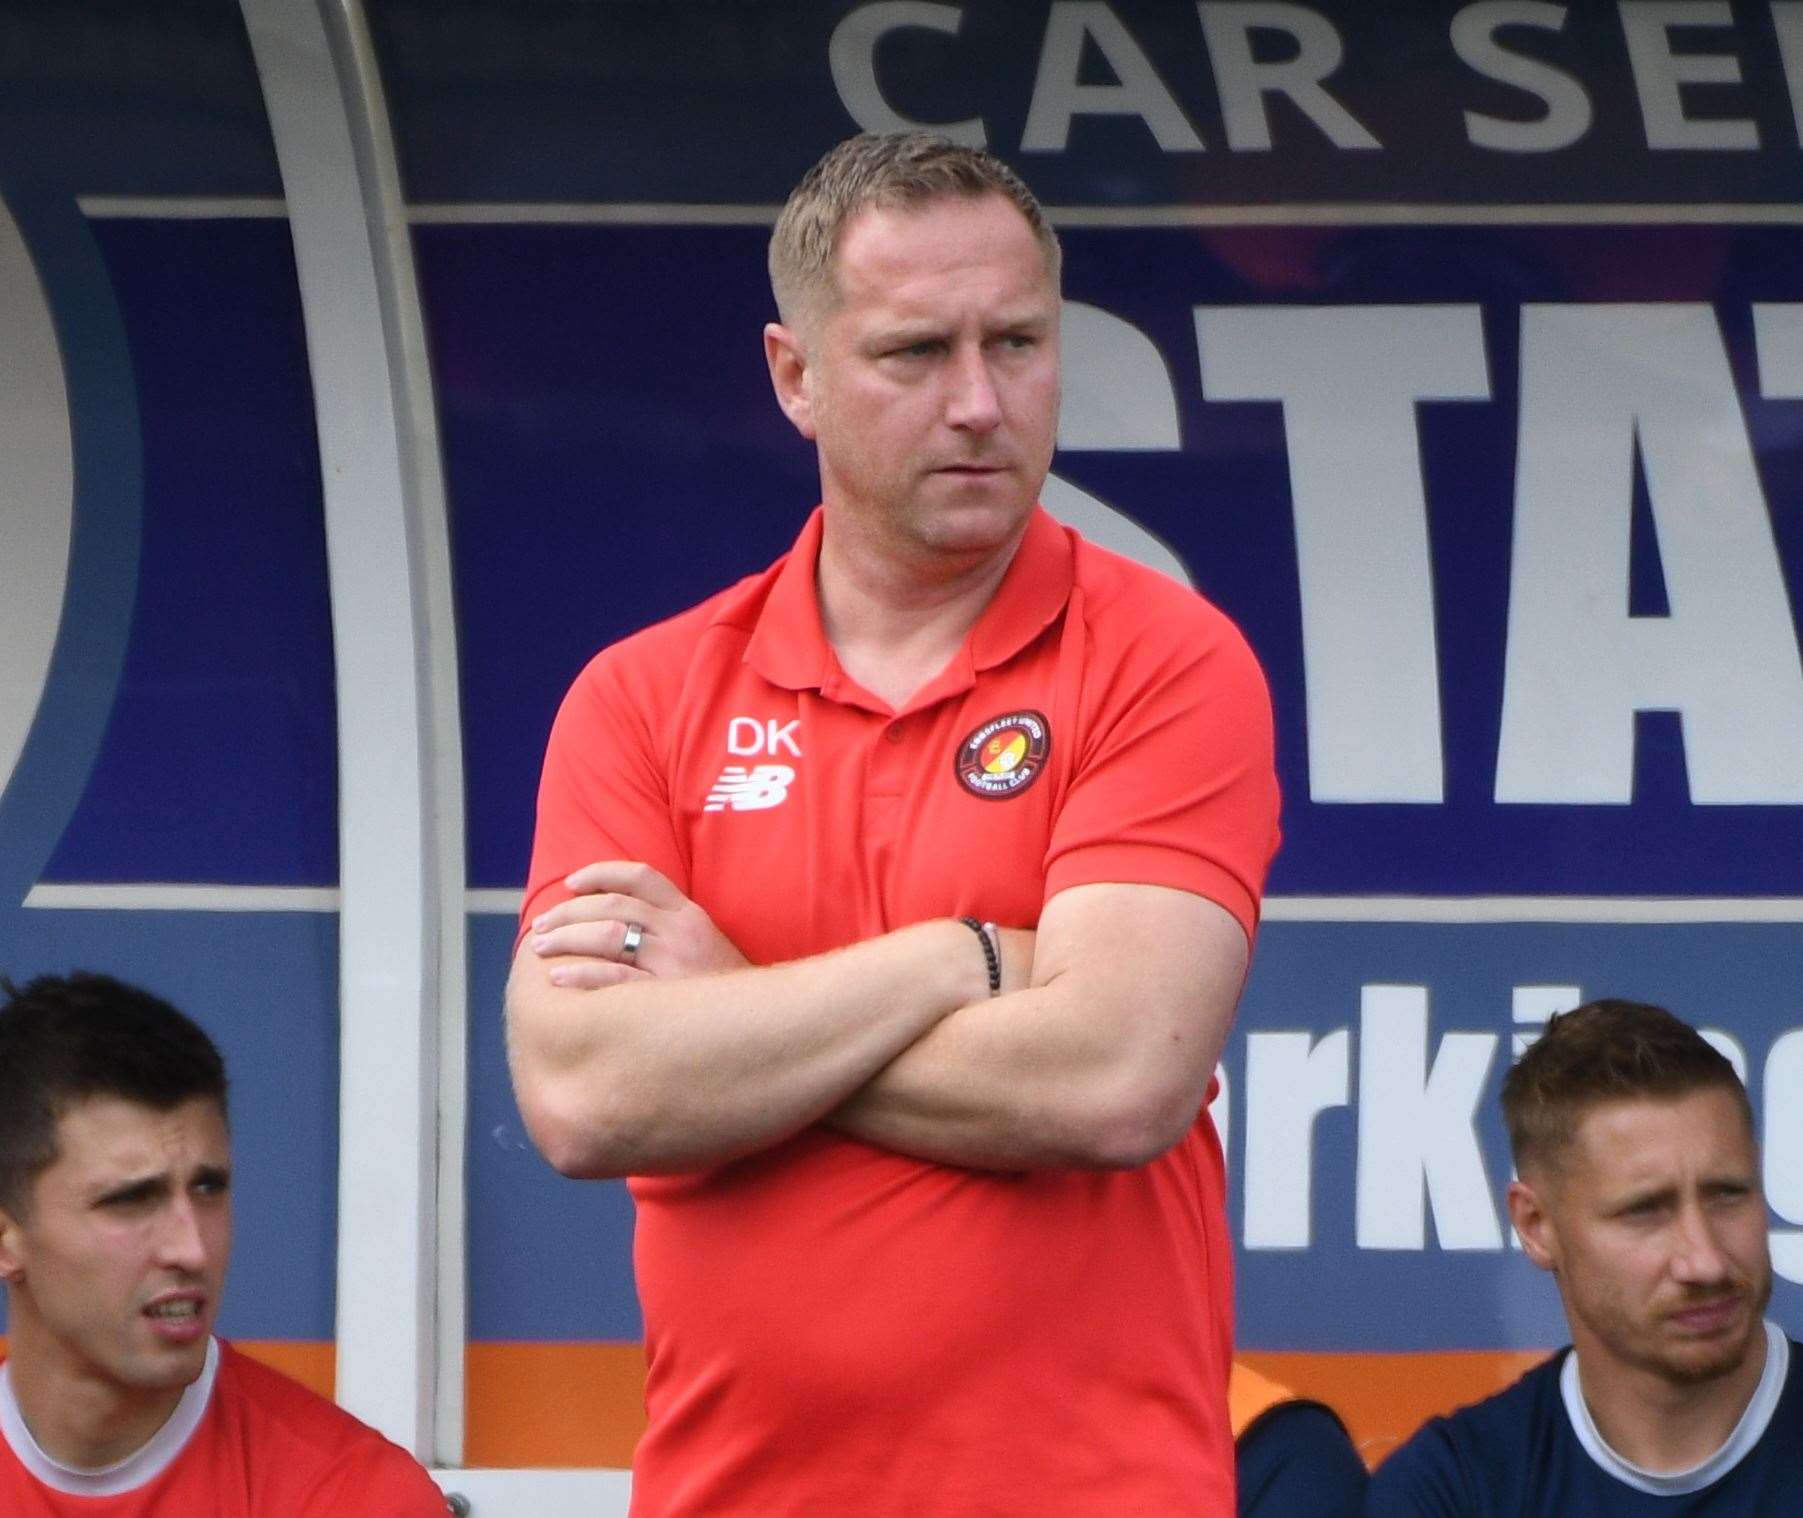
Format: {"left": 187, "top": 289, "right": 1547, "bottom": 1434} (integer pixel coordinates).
{"left": 297, "top": 1440, "right": 451, "bottom": 1516}
{"left": 1236, "top": 1402, "right": 1367, "bottom": 1518}
{"left": 1044, "top": 595, "right": 1280, "bottom": 943}
{"left": 1364, "top": 1421, "right": 1472, "bottom": 1518}
{"left": 518, "top": 646, "right": 687, "bottom": 942}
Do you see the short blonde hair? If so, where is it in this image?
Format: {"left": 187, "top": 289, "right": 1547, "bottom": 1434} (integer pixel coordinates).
{"left": 769, "top": 131, "right": 1061, "bottom": 332}
{"left": 1501, "top": 999, "right": 1751, "bottom": 1179}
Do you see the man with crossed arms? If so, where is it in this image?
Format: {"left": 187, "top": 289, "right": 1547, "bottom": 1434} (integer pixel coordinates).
{"left": 508, "top": 131, "right": 1279, "bottom": 1515}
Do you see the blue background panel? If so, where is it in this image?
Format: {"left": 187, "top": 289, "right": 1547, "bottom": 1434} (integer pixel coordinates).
{"left": 43, "top": 216, "right": 337, "bottom": 889}
{"left": 467, "top": 914, "right": 641, "bottom": 1341}
{"left": 421, "top": 222, "right": 811, "bottom": 893}
{"left": 0, "top": 0, "right": 282, "bottom": 198}
{"left": 429, "top": 219, "right": 1803, "bottom": 898}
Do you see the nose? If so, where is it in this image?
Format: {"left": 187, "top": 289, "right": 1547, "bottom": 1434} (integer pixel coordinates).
{"left": 945, "top": 344, "right": 1001, "bottom": 435}
{"left": 156, "top": 1198, "right": 209, "bottom": 1274}
{"left": 1669, "top": 1201, "right": 1734, "bottom": 1287}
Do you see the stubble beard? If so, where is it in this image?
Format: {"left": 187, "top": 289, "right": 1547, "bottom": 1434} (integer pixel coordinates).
{"left": 1651, "top": 1316, "right": 1762, "bottom": 1386}
{"left": 1661, "top": 1267, "right": 1772, "bottom": 1386}
{"left": 1580, "top": 1268, "right": 1771, "bottom": 1390}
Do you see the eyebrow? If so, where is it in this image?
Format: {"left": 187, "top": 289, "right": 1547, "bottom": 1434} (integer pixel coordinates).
{"left": 93, "top": 1174, "right": 172, "bottom": 1207}
{"left": 869, "top": 302, "right": 1055, "bottom": 342}
{"left": 1609, "top": 1173, "right": 1754, "bottom": 1213}
{"left": 984, "top": 309, "right": 1055, "bottom": 337}
{"left": 867, "top": 324, "right": 947, "bottom": 348}
{"left": 92, "top": 1163, "right": 232, "bottom": 1207}
{"left": 1607, "top": 1184, "right": 1677, "bottom": 1214}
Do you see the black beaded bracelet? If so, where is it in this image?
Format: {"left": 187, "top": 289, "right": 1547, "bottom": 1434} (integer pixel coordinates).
{"left": 958, "top": 915, "right": 1001, "bottom": 996}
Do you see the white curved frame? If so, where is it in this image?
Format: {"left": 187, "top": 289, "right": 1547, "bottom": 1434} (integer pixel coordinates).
{"left": 242, "top": 2, "right": 630, "bottom": 1507}
{"left": 239, "top": 0, "right": 467, "bottom": 1470}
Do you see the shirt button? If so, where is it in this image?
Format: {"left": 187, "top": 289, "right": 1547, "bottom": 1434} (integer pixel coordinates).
{"left": 885, "top": 723, "right": 905, "bottom": 744}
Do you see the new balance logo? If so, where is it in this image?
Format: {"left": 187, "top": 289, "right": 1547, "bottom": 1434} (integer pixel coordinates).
{"left": 704, "top": 764, "right": 796, "bottom": 812}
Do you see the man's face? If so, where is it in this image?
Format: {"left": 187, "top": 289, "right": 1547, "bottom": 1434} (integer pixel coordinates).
{"left": 1512, "top": 1088, "right": 1771, "bottom": 1390}
{"left": 0, "top": 1095, "right": 231, "bottom": 1397}
{"left": 773, "top": 192, "right": 1061, "bottom": 565}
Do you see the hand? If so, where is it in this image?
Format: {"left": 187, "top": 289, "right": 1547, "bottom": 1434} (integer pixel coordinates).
{"left": 528, "top": 861, "right": 751, "bottom": 989}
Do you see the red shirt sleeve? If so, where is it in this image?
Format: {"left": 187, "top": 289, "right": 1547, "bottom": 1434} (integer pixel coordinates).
{"left": 518, "top": 641, "right": 688, "bottom": 944}
{"left": 1042, "top": 583, "right": 1280, "bottom": 943}
{"left": 293, "top": 1443, "right": 449, "bottom": 1516}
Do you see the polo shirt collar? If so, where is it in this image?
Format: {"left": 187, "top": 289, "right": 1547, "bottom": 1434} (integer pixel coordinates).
{"left": 743, "top": 506, "right": 832, "bottom": 692}
{"left": 967, "top": 505, "right": 1073, "bottom": 673}
{"left": 743, "top": 505, "right": 1074, "bottom": 702}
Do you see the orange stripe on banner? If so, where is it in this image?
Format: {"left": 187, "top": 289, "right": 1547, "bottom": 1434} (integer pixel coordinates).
{"left": 0, "top": 1336, "right": 1551, "bottom": 1471}
{"left": 459, "top": 1342, "right": 1551, "bottom": 1471}
{"left": 465, "top": 1342, "right": 647, "bottom": 1469}
{"left": 1237, "top": 1349, "right": 1553, "bottom": 1470}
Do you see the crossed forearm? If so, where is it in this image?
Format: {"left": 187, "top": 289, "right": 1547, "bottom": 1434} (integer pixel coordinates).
{"left": 506, "top": 917, "right": 992, "bottom": 1178}
{"left": 510, "top": 871, "right": 1244, "bottom": 1178}
{"left": 825, "top": 982, "right": 1162, "bottom": 1170}
{"left": 827, "top": 884, "right": 1247, "bottom": 1172}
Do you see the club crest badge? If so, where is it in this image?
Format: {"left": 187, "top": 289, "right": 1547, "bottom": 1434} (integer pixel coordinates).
{"left": 955, "top": 710, "right": 1050, "bottom": 799}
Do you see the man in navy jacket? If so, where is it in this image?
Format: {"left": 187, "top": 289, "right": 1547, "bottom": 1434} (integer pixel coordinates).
{"left": 1368, "top": 999, "right": 1799, "bottom": 1516}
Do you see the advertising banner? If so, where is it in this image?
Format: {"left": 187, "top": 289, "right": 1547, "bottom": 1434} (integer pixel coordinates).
{"left": 1, "top": 0, "right": 1799, "bottom": 1471}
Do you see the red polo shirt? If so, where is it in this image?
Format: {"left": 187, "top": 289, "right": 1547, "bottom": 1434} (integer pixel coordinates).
{"left": 0, "top": 1341, "right": 446, "bottom": 1515}
{"left": 524, "top": 506, "right": 1280, "bottom": 1516}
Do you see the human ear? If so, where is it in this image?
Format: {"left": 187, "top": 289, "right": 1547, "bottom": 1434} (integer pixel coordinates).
{"left": 0, "top": 1206, "right": 26, "bottom": 1283}
{"left": 1508, "top": 1179, "right": 1558, "bottom": 1273}
{"left": 763, "top": 322, "right": 817, "bottom": 441}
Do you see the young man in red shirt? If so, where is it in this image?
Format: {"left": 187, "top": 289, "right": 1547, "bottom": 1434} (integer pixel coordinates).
{"left": 509, "top": 131, "right": 1280, "bottom": 1515}
{"left": 0, "top": 972, "right": 448, "bottom": 1515}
